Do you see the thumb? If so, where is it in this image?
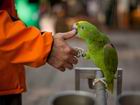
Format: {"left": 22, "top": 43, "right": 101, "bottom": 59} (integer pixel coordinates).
{"left": 62, "top": 30, "right": 76, "bottom": 40}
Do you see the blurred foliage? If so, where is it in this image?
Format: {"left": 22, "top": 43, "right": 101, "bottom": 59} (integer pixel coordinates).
{"left": 15, "top": 0, "right": 40, "bottom": 28}
{"left": 15, "top": 0, "right": 140, "bottom": 30}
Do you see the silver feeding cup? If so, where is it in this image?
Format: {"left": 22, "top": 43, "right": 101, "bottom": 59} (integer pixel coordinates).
{"left": 117, "top": 92, "right": 140, "bottom": 105}
{"left": 48, "top": 90, "right": 96, "bottom": 105}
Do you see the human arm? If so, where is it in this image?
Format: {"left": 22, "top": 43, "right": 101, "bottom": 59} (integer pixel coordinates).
{"left": 0, "top": 10, "right": 53, "bottom": 67}
{"left": 0, "top": 10, "right": 78, "bottom": 71}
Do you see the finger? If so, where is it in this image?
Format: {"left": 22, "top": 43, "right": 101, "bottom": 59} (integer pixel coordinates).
{"left": 63, "top": 63, "right": 73, "bottom": 70}
{"left": 70, "top": 48, "right": 78, "bottom": 56}
{"left": 64, "top": 46, "right": 78, "bottom": 56}
{"left": 62, "top": 30, "right": 76, "bottom": 40}
{"left": 58, "top": 67, "right": 66, "bottom": 72}
{"left": 68, "top": 56, "right": 78, "bottom": 64}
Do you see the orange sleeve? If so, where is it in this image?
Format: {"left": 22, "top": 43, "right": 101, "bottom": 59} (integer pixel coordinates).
{"left": 0, "top": 10, "right": 53, "bottom": 67}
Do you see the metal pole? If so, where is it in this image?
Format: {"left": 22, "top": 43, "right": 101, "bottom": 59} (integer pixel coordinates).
{"left": 117, "top": 68, "right": 123, "bottom": 96}
{"left": 75, "top": 70, "right": 80, "bottom": 90}
{"left": 95, "top": 70, "right": 107, "bottom": 105}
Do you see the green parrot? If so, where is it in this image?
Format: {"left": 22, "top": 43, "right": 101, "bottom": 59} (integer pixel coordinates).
{"left": 73, "top": 21, "right": 118, "bottom": 93}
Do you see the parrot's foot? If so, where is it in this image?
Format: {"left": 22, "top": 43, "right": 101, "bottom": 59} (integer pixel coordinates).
{"left": 92, "top": 78, "right": 107, "bottom": 88}
{"left": 75, "top": 47, "right": 86, "bottom": 58}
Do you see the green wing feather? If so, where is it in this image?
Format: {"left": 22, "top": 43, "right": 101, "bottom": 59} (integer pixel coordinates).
{"left": 103, "top": 43, "right": 118, "bottom": 92}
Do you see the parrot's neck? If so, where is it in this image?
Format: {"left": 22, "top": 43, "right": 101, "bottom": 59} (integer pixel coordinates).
{"left": 85, "top": 31, "right": 101, "bottom": 43}
{"left": 86, "top": 33, "right": 110, "bottom": 50}
{"left": 85, "top": 35, "right": 102, "bottom": 46}
{"left": 87, "top": 40, "right": 103, "bottom": 50}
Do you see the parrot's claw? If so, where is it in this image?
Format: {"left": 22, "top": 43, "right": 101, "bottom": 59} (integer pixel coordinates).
{"left": 92, "top": 78, "right": 107, "bottom": 88}
{"left": 75, "top": 47, "right": 86, "bottom": 58}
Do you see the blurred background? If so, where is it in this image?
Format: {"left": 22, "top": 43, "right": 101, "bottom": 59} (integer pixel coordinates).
{"left": 15, "top": 0, "right": 140, "bottom": 105}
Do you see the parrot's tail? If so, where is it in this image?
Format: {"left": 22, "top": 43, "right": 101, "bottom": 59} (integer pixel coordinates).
{"left": 107, "top": 80, "right": 114, "bottom": 93}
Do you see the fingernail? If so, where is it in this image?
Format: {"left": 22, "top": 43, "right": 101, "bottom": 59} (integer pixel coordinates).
{"left": 72, "top": 29, "right": 77, "bottom": 35}
{"left": 72, "top": 29, "right": 76, "bottom": 32}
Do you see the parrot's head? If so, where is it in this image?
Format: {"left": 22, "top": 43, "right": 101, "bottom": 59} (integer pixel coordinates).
{"left": 73, "top": 21, "right": 98, "bottom": 41}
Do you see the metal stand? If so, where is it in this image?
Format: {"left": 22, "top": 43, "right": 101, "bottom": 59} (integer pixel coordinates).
{"left": 75, "top": 67, "right": 123, "bottom": 105}
{"left": 95, "top": 70, "right": 107, "bottom": 105}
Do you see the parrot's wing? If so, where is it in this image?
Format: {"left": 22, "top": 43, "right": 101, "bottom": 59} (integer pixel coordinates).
{"left": 103, "top": 43, "right": 118, "bottom": 74}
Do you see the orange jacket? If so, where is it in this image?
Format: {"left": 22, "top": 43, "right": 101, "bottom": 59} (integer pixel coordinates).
{"left": 0, "top": 10, "right": 53, "bottom": 95}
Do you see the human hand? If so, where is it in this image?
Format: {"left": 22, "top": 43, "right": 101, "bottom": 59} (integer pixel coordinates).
{"left": 47, "top": 30, "right": 78, "bottom": 72}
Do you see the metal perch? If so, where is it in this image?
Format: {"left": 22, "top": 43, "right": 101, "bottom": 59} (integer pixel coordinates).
{"left": 75, "top": 67, "right": 123, "bottom": 105}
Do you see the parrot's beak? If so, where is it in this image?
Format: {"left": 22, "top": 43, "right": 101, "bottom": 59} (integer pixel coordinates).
{"left": 72, "top": 23, "right": 78, "bottom": 35}
{"left": 72, "top": 23, "right": 77, "bottom": 29}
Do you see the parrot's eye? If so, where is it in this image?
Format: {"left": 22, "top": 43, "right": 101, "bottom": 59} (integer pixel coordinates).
{"left": 81, "top": 26, "right": 85, "bottom": 30}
